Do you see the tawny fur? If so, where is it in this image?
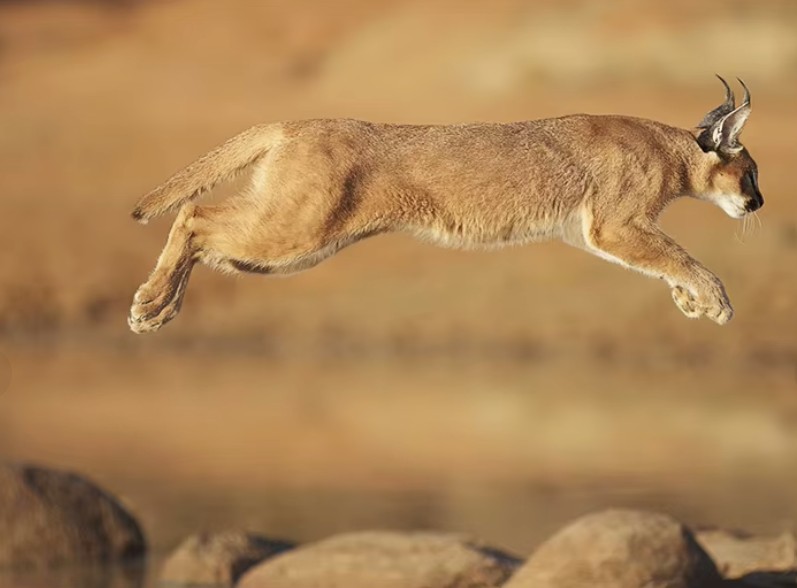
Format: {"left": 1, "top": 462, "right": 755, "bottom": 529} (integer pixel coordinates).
{"left": 129, "top": 79, "right": 763, "bottom": 333}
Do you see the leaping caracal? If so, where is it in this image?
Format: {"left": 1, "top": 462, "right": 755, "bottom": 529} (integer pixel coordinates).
{"left": 129, "top": 76, "right": 763, "bottom": 334}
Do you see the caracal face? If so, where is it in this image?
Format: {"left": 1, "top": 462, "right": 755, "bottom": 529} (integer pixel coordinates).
{"left": 693, "top": 77, "right": 763, "bottom": 220}
{"left": 700, "top": 148, "right": 763, "bottom": 220}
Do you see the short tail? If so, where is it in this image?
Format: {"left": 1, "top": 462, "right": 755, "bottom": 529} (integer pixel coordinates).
{"left": 131, "top": 123, "right": 283, "bottom": 223}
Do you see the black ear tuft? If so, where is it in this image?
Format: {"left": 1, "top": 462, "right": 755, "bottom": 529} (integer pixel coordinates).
{"left": 695, "top": 129, "right": 716, "bottom": 153}
{"left": 697, "top": 75, "right": 735, "bottom": 129}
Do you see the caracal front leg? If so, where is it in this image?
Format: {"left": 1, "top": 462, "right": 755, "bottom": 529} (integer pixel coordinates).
{"left": 585, "top": 218, "right": 733, "bottom": 325}
{"left": 129, "top": 204, "right": 197, "bottom": 333}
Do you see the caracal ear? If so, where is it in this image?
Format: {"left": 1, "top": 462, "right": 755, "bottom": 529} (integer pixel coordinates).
{"left": 698, "top": 74, "right": 736, "bottom": 130}
{"left": 698, "top": 76, "right": 752, "bottom": 154}
{"left": 715, "top": 78, "right": 752, "bottom": 153}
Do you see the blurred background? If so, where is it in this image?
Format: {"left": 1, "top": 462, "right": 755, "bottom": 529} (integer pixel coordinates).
{"left": 1, "top": 0, "right": 796, "bottom": 572}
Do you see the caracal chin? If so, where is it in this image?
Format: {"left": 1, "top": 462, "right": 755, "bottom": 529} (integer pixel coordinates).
{"left": 129, "top": 76, "right": 763, "bottom": 334}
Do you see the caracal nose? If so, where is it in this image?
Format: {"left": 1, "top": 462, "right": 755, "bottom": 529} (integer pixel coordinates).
{"left": 745, "top": 194, "right": 763, "bottom": 212}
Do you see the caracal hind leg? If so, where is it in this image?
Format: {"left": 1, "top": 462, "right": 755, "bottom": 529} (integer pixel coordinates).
{"left": 130, "top": 145, "right": 385, "bottom": 334}
{"left": 191, "top": 203, "right": 358, "bottom": 277}
{"left": 129, "top": 204, "right": 197, "bottom": 333}
{"left": 130, "top": 200, "right": 365, "bottom": 333}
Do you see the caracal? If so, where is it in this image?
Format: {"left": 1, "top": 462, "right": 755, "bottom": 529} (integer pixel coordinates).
{"left": 129, "top": 77, "right": 762, "bottom": 333}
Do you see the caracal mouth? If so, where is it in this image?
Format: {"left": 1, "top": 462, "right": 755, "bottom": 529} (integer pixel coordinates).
{"left": 728, "top": 209, "right": 748, "bottom": 220}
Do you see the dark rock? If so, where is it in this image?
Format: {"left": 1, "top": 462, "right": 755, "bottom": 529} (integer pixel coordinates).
{"left": 0, "top": 463, "right": 146, "bottom": 569}
{"left": 159, "top": 531, "right": 294, "bottom": 587}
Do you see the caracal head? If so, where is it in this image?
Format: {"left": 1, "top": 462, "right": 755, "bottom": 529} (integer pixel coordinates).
{"left": 693, "top": 76, "right": 764, "bottom": 219}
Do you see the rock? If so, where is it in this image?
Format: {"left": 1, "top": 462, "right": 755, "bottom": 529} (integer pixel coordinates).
{"left": 504, "top": 509, "right": 723, "bottom": 588}
{"left": 696, "top": 528, "right": 797, "bottom": 578}
{"left": 736, "top": 571, "right": 797, "bottom": 588}
{"left": 0, "top": 463, "right": 146, "bottom": 569}
{"left": 0, "top": 560, "right": 146, "bottom": 588}
{"left": 159, "top": 531, "right": 294, "bottom": 587}
{"left": 238, "top": 530, "right": 522, "bottom": 588}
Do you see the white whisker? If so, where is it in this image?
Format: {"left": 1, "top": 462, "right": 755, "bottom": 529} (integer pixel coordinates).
{"left": 734, "top": 219, "right": 745, "bottom": 244}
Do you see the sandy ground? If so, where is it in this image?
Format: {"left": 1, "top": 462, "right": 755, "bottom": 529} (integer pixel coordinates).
{"left": 0, "top": 0, "right": 796, "bottom": 560}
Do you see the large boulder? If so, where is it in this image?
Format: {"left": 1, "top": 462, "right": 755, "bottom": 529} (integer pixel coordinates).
{"left": 159, "top": 531, "right": 294, "bottom": 587}
{"left": 505, "top": 509, "right": 723, "bottom": 588}
{"left": 696, "top": 529, "right": 797, "bottom": 578}
{"left": 0, "top": 463, "right": 146, "bottom": 569}
{"left": 238, "top": 530, "right": 522, "bottom": 588}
